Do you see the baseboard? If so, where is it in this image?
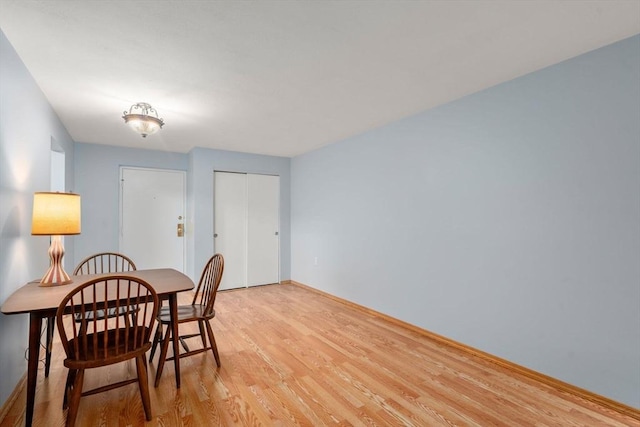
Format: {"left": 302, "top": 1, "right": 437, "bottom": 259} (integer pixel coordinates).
{"left": 0, "top": 373, "right": 26, "bottom": 423}
{"left": 287, "top": 280, "right": 640, "bottom": 421}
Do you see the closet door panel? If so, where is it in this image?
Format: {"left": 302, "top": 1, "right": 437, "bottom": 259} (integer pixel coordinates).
{"left": 214, "top": 172, "right": 247, "bottom": 290}
{"left": 247, "top": 174, "right": 280, "bottom": 286}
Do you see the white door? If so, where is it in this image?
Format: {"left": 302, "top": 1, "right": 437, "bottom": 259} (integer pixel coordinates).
{"left": 247, "top": 174, "right": 279, "bottom": 286}
{"left": 214, "top": 172, "right": 247, "bottom": 290}
{"left": 214, "top": 172, "right": 279, "bottom": 290}
{"left": 120, "top": 167, "right": 186, "bottom": 272}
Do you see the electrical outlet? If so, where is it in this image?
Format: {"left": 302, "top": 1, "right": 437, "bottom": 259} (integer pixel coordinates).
{"left": 314, "top": 257, "right": 318, "bottom": 266}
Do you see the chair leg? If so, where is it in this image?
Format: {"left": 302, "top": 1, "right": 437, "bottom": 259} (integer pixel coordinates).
{"left": 62, "top": 369, "right": 76, "bottom": 410}
{"left": 149, "top": 325, "right": 162, "bottom": 362}
{"left": 205, "top": 321, "right": 221, "bottom": 367}
{"left": 151, "top": 323, "right": 190, "bottom": 362}
{"left": 66, "top": 368, "right": 84, "bottom": 427}
{"left": 129, "top": 308, "right": 138, "bottom": 328}
{"left": 154, "top": 324, "right": 173, "bottom": 387}
{"left": 135, "top": 355, "right": 153, "bottom": 421}
{"left": 198, "top": 320, "right": 207, "bottom": 348}
{"left": 179, "top": 336, "right": 190, "bottom": 353}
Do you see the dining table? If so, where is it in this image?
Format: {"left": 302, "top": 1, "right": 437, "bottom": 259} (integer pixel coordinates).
{"left": 0, "top": 268, "right": 194, "bottom": 427}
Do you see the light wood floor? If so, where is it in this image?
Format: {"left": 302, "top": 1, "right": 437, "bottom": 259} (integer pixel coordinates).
{"left": 1, "top": 283, "right": 638, "bottom": 426}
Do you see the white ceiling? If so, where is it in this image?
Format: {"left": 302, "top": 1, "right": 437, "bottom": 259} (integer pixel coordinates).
{"left": 1, "top": 1, "right": 639, "bottom": 157}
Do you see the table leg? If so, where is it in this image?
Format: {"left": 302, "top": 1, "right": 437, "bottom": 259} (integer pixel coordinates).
{"left": 26, "top": 313, "right": 43, "bottom": 427}
{"left": 44, "top": 316, "right": 55, "bottom": 377}
{"left": 153, "top": 293, "right": 181, "bottom": 388}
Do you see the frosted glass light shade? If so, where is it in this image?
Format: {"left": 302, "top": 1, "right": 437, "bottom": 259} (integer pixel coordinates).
{"left": 123, "top": 114, "right": 163, "bottom": 137}
{"left": 31, "top": 192, "right": 81, "bottom": 235}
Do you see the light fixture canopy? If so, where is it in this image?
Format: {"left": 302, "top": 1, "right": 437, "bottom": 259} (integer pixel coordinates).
{"left": 32, "top": 192, "right": 81, "bottom": 286}
{"left": 122, "top": 102, "right": 164, "bottom": 137}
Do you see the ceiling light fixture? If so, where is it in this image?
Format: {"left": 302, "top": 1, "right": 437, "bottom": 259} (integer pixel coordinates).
{"left": 122, "top": 102, "right": 164, "bottom": 137}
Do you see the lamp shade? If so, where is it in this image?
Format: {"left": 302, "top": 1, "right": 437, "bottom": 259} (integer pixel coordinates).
{"left": 31, "top": 192, "right": 81, "bottom": 235}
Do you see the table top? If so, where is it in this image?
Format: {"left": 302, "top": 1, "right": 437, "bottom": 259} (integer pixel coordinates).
{"left": 1, "top": 268, "right": 194, "bottom": 315}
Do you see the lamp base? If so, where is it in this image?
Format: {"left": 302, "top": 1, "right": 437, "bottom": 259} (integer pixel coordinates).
{"left": 39, "top": 235, "right": 73, "bottom": 287}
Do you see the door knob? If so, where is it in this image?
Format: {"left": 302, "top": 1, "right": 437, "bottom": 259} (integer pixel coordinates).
{"left": 177, "top": 223, "right": 184, "bottom": 237}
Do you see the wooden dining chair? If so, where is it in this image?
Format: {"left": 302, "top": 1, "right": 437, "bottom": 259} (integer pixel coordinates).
{"left": 72, "top": 252, "right": 139, "bottom": 325}
{"left": 43, "top": 252, "right": 137, "bottom": 377}
{"left": 56, "top": 275, "right": 159, "bottom": 426}
{"left": 149, "top": 253, "right": 224, "bottom": 384}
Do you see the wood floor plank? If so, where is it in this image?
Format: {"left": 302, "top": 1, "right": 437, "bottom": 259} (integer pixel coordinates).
{"left": 1, "top": 283, "right": 638, "bottom": 426}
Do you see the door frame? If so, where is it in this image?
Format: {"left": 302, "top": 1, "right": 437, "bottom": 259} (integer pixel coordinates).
{"left": 118, "top": 166, "right": 187, "bottom": 272}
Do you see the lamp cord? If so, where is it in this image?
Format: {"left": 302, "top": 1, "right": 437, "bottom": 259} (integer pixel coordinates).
{"left": 23, "top": 321, "right": 49, "bottom": 369}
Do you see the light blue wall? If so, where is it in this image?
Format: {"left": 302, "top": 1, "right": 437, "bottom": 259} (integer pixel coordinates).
{"left": 74, "top": 143, "right": 188, "bottom": 269}
{"left": 189, "top": 147, "right": 291, "bottom": 281}
{"left": 74, "top": 144, "right": 291, "bottom": 282}
{"left": 291, "top": 35, "right": 640, "bottom": 407}
{"left": 0, "top": 29, "right": 76, "bottom": 406}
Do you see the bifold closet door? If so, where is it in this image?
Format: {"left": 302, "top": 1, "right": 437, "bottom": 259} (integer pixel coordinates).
{"left": 247, "top": 173, "right": 279, "bottom": 286}
{"left": 214, "top": 172, "right": 247, "bottom": 291}
{"left": 214, "top": 172, "right": 279, "bottom": 291}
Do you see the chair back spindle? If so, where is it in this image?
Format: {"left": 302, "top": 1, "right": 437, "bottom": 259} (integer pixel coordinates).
{"left": 73, "top": 252, "right": 136, "bottom": 276}
{"left": 57, "top": 276, "right": 157, "bottom": 366}
{"left": 192, "top": 254, "right": 224, "bottom": 317}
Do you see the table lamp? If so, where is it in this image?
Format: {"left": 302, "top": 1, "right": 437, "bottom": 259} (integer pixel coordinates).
{"left": 31, "top": 192, "right": 81, "bottom": 286}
